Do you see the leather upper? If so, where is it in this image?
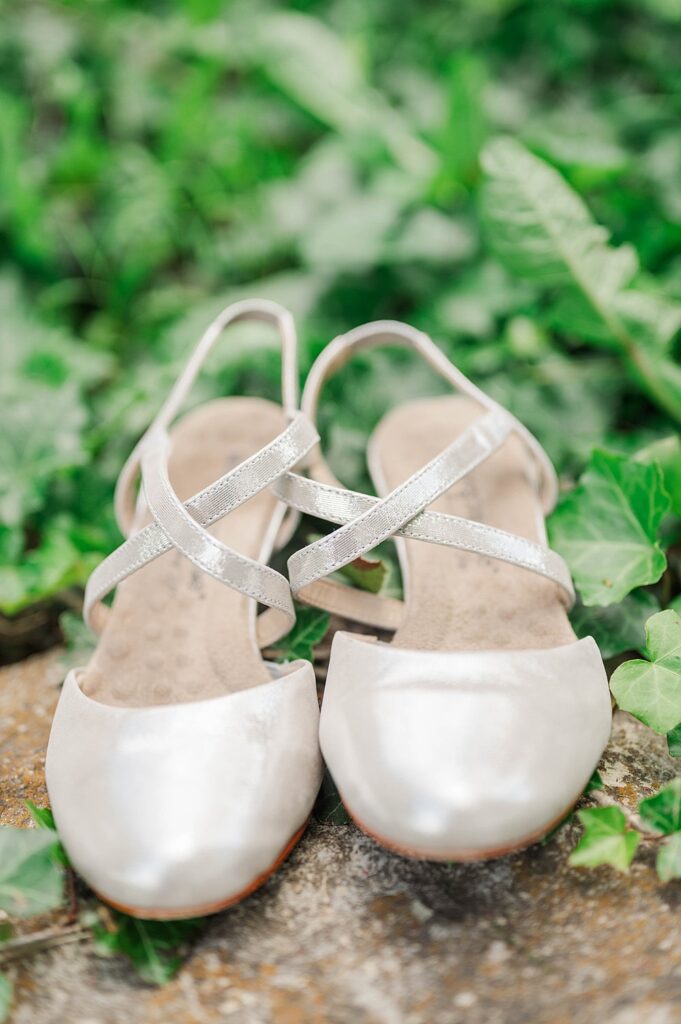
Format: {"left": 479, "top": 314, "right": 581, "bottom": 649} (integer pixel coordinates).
{"left": 320, "top": 632, "right": 612, "bottom": 856}
{"left": 47, "top": 661, "right": 322, "bottom": 912}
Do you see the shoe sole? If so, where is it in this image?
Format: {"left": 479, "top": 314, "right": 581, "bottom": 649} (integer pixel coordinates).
{"left": 344, "top": 798, "right": 576, "bottom": 862}
{"left": 90, "top": 821, "right": 307, "bottom": 921}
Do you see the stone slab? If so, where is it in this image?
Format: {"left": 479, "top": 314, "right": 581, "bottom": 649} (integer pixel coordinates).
{"left": 0, "top": 651, "right": 679, "bottom": 1024}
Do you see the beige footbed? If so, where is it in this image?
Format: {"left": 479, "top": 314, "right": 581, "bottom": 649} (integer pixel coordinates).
{"left": 368, "top": 395, "right": 575, "bottom": 652}
{"left": 82, "top": 397, "right": 284, "bottom": 708}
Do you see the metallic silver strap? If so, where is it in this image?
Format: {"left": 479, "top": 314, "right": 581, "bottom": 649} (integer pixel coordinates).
{"left": 141, "top": 434, "right": 295, "bottom": 619}
{"left": 84, "top": 412, "right": 318, "bottom": 641}
{"left": 273, "top": 470, "right": 575, "bottom": 606}
{"left": 286, "top": 411, "right": 513, "bottom": 595}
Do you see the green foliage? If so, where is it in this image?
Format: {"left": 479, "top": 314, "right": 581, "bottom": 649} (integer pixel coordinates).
{"left": 273, "top": 607, "right": 330, "bottom": 663}
{"left": 640, "top": 780, "right": 681, "bottom": 882}
{"left": 610, "top": 611, "right": 681, "bottom": 734}
{"left": 639, "top": 778, "right": 681, "bottom": 835}
{"left": 480, "top": 137, "right": 681, "bottom": 424}
{"left": 570, "top": 590, "right": 659, "bottom": 659}
{"left": 91, "top": 912, "right": 204, "bottom": 986}
{"left": 668, "top": 724, "right": 681, "bottom": 759}
{"left": 338, "top": 556, "right": 389, "bottom": 595}
{"left": 656, "top": 832, "right": 681, "bottom": 883}
{"left": 24, "top": 801, "right": 70, "bottom": 867}
{"left": 0, "top": 0, "right": 679, "bottom": 639}
{"left": 0, "top": 827, "right": 64, "bottom": 918}
{"left": 548, "top": 451, "right": 670, "bottom": 607}
{"left": 569, "top": 807, "right": 640, "bottom": 872}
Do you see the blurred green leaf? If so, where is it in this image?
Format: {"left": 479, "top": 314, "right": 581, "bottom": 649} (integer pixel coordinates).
{"left": 91, "top": 912, "right": 204, "bottom": 986}
{"left": 339, "top": 556, "right": 388, "bottom": 595}
{"left": 610, "top": 610, "right": 681, "bottom": 734}
{"left": 0, "top": 827, "right": 63, "bottom": 918}
{"left": 0, "top": 386, "right": 87, "bottom": 529}
{"left": 656, "top": 832, "right": 681, "bottom": 883}
{"left": 481, "top": 136, "right": 681, "bottom": 423}
{"left": 638, "top": 778, "right": 681, "bottom": 835}
{"left": 668, "top": 724, "right": 681, "bottom": 758}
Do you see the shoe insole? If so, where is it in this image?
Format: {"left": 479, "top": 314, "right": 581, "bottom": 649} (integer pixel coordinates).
{"left": 368, "top": 395, "right": 575, "bottom": 652}
{"left": 82, "top": 397, "right": 285, "bottom": 708}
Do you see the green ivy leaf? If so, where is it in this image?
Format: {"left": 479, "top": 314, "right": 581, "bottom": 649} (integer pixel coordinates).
{"left": 273, "top": 607, "right": 330, "bottom": 664}
{"left": 0, "top": 973, "right": 12, "bottom": 1024}
{"left": 91, "top": 913, "right": 204, "bottom": 986}
{"left": 569, "top": 806, "right": 640, "bottom": 872}
{"left": 339, "top": 556, "right": 388, "bottom": 595}
{"left": 570, "top": 590, "right": 659, "bottom": 659}
{"left": 585, "top": 770, "right": 604, "bottom": 793}
{"left": 0, "top": 827, "right": 64, "bottom": 918}
{"left": 610, "top": 611, "right": 681, "bottom": 734}
{"left": 548, "top": 450, "right": 670, "bottom": 606}
{"left": 656, "top": 832, "right": 681, "bottom": 883}
{"left": 24, "top": 802, "right": 70, "bottom": 867}
{"left": 635, "top": 435, "right": 681, "bottom": 517}
{"left": 314, "top": 771, "right": 351, "bottom": 825}
{"left": 638, "top": 778, "right": 681, "bottom": 835}
{"left": 668, "top": 723, "right": 681, "bottom": 758}
{"left": 24, "top": 802, "right": 56, "bottom": 832}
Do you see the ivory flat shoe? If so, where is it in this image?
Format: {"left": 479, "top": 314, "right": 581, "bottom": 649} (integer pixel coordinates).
{"left": 46, "top": 300, "right": 323, "bottom": 917}
{"left": 275, "top": 321, "right": 612, "bottom": 860}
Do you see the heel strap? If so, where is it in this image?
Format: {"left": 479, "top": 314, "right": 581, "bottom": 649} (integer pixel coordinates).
{"left": 281, "top": 321, "right": 572, "bottom": 627}
{"left": 115, "top": 298, "right": 299, "bottom": 538}
{"left": 302, "top": 320, "right": 558, "bottom": 513}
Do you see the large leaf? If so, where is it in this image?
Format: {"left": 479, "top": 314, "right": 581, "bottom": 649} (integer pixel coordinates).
{"left": 610, "top": 611, "right": 681, "bottom": 734}
{"left": 480, "top": 137, "right": 681, "bottom": 424}
{"left": 0, "top": 827, "right": 63, "bottom": 918}
{"left": 548, "top": 450, "right": 670, "bottom": 606}
{"left": 569, "top": 807, "right": 640, "bottom": 872}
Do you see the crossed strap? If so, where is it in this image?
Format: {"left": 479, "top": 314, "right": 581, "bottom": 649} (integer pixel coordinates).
{"left": 271, "top": 321, "right": 574, "bottom": 631}
{"left": 84, "top": 299, "right": 319, "bottom": 649}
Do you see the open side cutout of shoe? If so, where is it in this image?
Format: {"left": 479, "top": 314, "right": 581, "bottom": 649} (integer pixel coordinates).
{"left": 274, "top": 321, "right": 612, "bottom": 861}
{"left": 46, "top": 300, "right": 323, "bottom": 917}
